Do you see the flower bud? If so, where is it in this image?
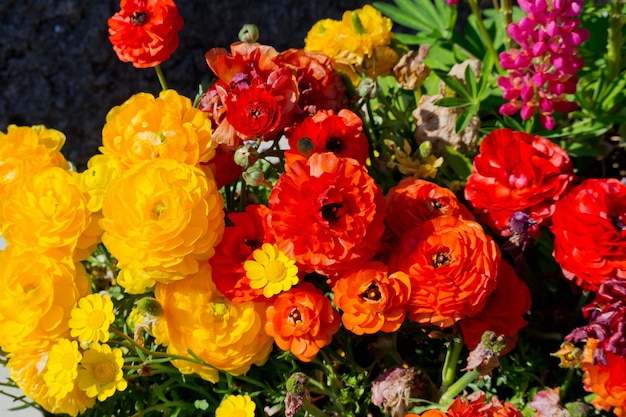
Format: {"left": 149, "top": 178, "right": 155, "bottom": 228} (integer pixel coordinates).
{"left": 296, "top": 136, "right": 315, "bottom": 157}
{"left": 136, "top": 297, "right": 163, "bottom": 317}
{"left": 285, "top": 373, "right": 309, "bottom": 417}
{"left": 238, "top": 24, "right": 259, "bottom": 43}
{"left": 234, "top": 144, "right": 259, "bottom": 168}
{"left": 357, "top": 77, "right": 378, "bottom": 99}
{"left": 242, "top": 166, "right": 266, "bottom": 187}
{"left": 418, "top": 141, "right": 433, "bottom": 159}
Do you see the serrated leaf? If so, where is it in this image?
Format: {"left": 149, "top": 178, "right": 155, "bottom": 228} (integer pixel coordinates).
{"left": 194, "top": 400, "right": 210, "bottom": 411}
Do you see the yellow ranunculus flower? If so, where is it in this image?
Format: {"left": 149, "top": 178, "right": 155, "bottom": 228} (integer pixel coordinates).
{"left": 100, "top": 89, "right": 216, "bottom": 168}
{"left": 8, "top": 346, "right": 95, "bottom": 417}
{"left": 0, "top": 248, "right": 91, "bottom": 353}
{"left": 78, "top": 153, "right": 122, "bottom": 212}
{"left": 0, "top": 124, "right": 69, "bottom": 196}
{"left": 155, "top": 262, "right": 274, "bottom": 382}
{"left": 100, "top": 158, "right": 225, "bottom": 282}
{"left": 0, "top": 166, "right": 100, "bottom": 261}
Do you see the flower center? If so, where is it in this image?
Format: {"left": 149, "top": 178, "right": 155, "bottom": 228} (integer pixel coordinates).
{"left": 611, "top": 214, "right": 626, "bottom": 231}
{"left": 320, "top": 202, "right": 343, "bottom": 223}
{"left": 244, "top": 239, "right": 263, "bottom": 250}
{"left": 432, "top": 252, "right": 452, "bottom": 268}
{"left": 264, "top": 260, "right": 288, "bottom": 283}
{"left": 130, "top": 11, "right": 148, "bottom": 26}
{"left": 430, "top": 199, "right": 443, "bottom": 210}
{"left": 152, "top": 201, "right": 166, "bottom": 219}
{"left": 93, "top": 361, "right": 116, "bottom": 384}
{"left": 288, "top": 308, "right": 303, "bottom": 325}
{"left": 87, "top": 310, "right": 106, "bottom": 329}
{"left": 212, "top": 301, "right": 230, "bottom": 320}
{"left": 361, "top": 282, "right": 382, "bottom": 301}
{"left": 325, "top": 137, "right": 344, "bottom": 153}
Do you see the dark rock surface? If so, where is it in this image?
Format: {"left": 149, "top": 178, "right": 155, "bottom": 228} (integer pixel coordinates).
{"left": 1, "top": 0, "right": 374, "bottom": 169}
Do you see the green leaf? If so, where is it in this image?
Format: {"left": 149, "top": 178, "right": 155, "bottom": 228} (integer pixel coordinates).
{"left": 434, "top": 97, "right": 471, "bottom": 108}
{"left": 464, "top": 64, "right": 478, "bottom": 98}
{"left": 374, "top": 2, "right": 430, "bottom": 32}
{"left": 433, "top": 69, "right": 470, "bottom": 99}
{"left": 600, "top": 73, "right": 626, "bottom": 112}
{"left": 455, "top": 105, "right": 476, "bottom": 133}
{"left": 443, "top": 145, "right": 473, "bottom": 180}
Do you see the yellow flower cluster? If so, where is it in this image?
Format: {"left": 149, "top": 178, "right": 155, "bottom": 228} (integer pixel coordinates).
{"left": 216, "top": 394, "right": 256, "bottom": 417}
{"left": 304, "top": 5, "right": 398, "bottom": 82}
{"left": 154, "top": 263, "right": 274, "bottom": 382}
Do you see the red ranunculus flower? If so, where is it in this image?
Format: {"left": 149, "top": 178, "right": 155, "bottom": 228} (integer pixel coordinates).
{"left": 284, "top": 109, "right": 369, "bottom": 169}
{"left": 447, "top": 392, "right": 523, "bottom": 417}
{"left": 108, "top": 0, "right": 183, "bottom": 68}
{"left": 385, "top": 177, "right": 474, "bottom": 238}
{"left": 265, "top": 282, "right": 340, "bottom": 362}
{"left": 277, "top": 49, "right": 347, "bottom": 115}
{"left": 551, "top": 178, "right": 626, "bottom": 290}
{"left": 460, "top": 259, "right": 531, "bottom": 354}
{"left": 333, "top": 262, "right": 411, "bottom": 335}
{"left": 464, "top": 128, "right": 575, "bottom": 236}
{"left": 205, "top": 42, "right": 300, "bottom": 141}
{"left": 210, "top": 204, "right": 274, "bottom": 302}
{"left": 269, "top": 152, "right": 386, "bottom": 275}
{"left": 389, "top": 216, "right": 500, "bottom": 328}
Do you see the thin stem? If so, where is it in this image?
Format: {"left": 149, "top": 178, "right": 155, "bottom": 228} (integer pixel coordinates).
{"left": 604, "top": 0, "right": 623, "bottom": 85}
{"left": 467, "top": 0, "right": 505, "bottom": 75}
{"left": 500, "top": 0, "right": 513, "bottom": 50}
{"left": 559, "top": 366, "right": 576, "bottom": 400}
{"left": 154, "top": 64, "right": 168, "bottom": 91}
{"left": 438, "top": 370, "right": 479, "bottom": 404}
{"left": 440, "top": 338, "right": 463, "bottom": 389}
{"left": 302, "top": 397, "right": 329, "bottom": 417}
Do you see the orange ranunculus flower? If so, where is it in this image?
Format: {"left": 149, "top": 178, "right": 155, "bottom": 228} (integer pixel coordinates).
{"left": 333, "top": 262, "right": 410, "bottom": 335}
{"left": 389, "top": 216, "right": 500, "bottom": 328}
{"left": 459, "top": 259, "right": 531, "bottom": 355}
{"left": 385, "top": 177, "right": 475, "bottom": 238}
{"left": 581, "top": 338, "right": 626, "bottom": 417}
{"left": 100, "top": 158, "right": 224, "bottom": 283}
{"left": 284, "top": 109, "right": 369, "bottom": 169}
{"left": 108, "top": 0, "right": 183, "bottom": 68}
{"left": 101, "top": 89, "right": 215, "bottom": 169}
{"left": 0, "top": 248, "right": 90, "bottom": 353}
{"left": 0, "top": 166, "right": 100, "bottom": 261}
{"left": 0, "top": 124, "right": 69, "bottom": 196}
{"left": 265, "top": 282, "right": 340, "bottom": 362}
{"left": 269, "top": 152, "right": 386, "bottom": 275}
{"left": 154, "top": 262, "right": 274, "bottom": 382}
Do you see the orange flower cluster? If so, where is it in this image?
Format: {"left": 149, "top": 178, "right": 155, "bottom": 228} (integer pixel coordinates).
{"left": 581, "top": 338, "right": 626, "bottom": 417}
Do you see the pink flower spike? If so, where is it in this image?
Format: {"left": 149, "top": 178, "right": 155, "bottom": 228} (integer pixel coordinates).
{"left": 520, "top": 104, "right": 535, "bottom": 120}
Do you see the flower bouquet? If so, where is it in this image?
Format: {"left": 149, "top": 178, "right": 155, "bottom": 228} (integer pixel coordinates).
{"left": 1, "top": 0, "right": 625, "bottom": 416}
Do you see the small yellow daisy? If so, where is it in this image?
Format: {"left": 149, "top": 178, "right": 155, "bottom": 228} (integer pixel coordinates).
{"left": 77, "top": 343, "right": 127, "bottom": 402}
{"left": 243, "top": 243, "right": 299, "bottom": 298}
{"left": 43, "top": 338, "right": 82, "bottom": 400}
{"left": 69, "top": 293, "right": 115, "bottom": 343}
{"left": 215, "top": 394, "right": 256, "bottom": 417}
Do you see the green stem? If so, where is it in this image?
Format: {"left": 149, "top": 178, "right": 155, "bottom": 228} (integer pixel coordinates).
{"left": 467, "top": 0, "right": 505, "bottom": 74}
{"left": 499, "top": 0, "right": 513, "bottom": 50}
{"left": 130, "top": 401, "right": 189, "bottom": 417}
{"left": 559, "top": 366, "right": 576, "bottom": 401}
{"left": 441, "top": 338, "right": 463, "bottom": 389}
{"left": 438, "top": 370, "right": 479, "bottom": 404}
{"left": 302, "top": 397, "right": 329, "bottom": 417}
{"left": 154, "top": 64, "right": 168, "bottom": 91}
{"left": 604, "top": 0, "right": 623, "bottom": 85}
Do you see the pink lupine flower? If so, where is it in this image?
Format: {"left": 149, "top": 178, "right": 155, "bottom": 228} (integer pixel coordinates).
{"left": 498, "top": 0, "right": 588, "bottom": 130}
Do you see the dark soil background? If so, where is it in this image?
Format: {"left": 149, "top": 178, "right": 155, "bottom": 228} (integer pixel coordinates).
{"left": 0, "top": 0, "right": 375, "bottom": 170}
